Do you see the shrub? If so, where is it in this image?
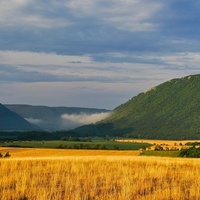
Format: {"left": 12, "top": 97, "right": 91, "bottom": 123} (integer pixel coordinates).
{"left": 68, "top": 136, "right": 80, "bottom": 141}
{"left": 56, "top": 144, "right": 64, "bottom": 149}
{"left": 154, "top": 145, "right": 163, "bottom": 151}
{"left": 19, "top": 195, "right": 28, "bottom": 200}
{"left": 4, "top": 152, "right": 11, "bottom": 158}
{"left": 94, "top": 144, "right": 101, "bottom": 149}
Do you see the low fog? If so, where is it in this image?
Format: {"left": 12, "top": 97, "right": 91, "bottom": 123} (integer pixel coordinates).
{"left": 61, "top": 112, "right": 110, "bottom": 125}
{"left": 25, "top": 118, "right": 42, "bottom": 125}
{"left": 24, "top": 112, "right": 110, "bottom": 130}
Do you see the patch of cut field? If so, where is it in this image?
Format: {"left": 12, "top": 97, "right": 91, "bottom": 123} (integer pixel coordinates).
{"left": 116, "top": 139, "right": 200, "bottom": 150}
{"left": 0, "top": 147, "right": 140, "bottom": 158}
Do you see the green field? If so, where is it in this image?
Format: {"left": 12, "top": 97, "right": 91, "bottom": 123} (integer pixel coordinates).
{"left": 0, "top": 140, "right": 152, "bottom": 150}
{"left": 141, "top": 150, "right": 180, "bottom": 157}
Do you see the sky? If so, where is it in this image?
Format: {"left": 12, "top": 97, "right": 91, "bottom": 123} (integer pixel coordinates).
{"left": 0, "top": 0, "right": 200, "bottom": 109}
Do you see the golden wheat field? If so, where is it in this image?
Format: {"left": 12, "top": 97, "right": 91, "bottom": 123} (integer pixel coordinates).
{"left": 116, "top": 139, "right": 200, "bottom": 150}
{"left": 0, "top": 148, "right": 200, "bottom": 200}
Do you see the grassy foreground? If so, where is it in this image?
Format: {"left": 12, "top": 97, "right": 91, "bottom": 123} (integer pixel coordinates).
{"left": 0, "top": 148, "right": 200, "bottom": 199}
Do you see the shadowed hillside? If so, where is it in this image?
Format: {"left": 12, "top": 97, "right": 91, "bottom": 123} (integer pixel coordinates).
{"left": 0, "top": 103, "right": 39, "bottom": 131}
{"left": 76, "top": 74, "right": 200, "bottom": 139}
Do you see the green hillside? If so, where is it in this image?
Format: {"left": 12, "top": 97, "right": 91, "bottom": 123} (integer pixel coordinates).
{"left": 76, "top": 74, "right": 200, "bottom": 139}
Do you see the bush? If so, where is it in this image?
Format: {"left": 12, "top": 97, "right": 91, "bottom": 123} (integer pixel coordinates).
{"left": 19, "top": 195, "right": 28, "bottom": 200}
{"left": 68, "top": 136, "right": 80, "bottom": 141}
{"left": 4, "top": 152, "right": 11, "bottom": 158}
{"left": 154, "top": 145, "right": 163, "bottom": 151}
{"left": 185, "top": 142, "right": 200, "bottom": 146}
{"left": 56, "top": 144, "right": 64, "bottom": 149}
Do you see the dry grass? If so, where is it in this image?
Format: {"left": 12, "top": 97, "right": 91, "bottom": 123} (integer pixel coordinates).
{"left": 0, "top": 147, "right": 140, "bottom": 158}
{"left": 0, "top": 148, "right": 200, "bottom": 199}
{"left": 116, "top": 139, "right": 200, "bottom": 150}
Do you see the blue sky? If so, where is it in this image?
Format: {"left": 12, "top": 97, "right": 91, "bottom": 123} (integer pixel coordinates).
{"left": 0, "top": 0, "right": 200, "bottom": 109}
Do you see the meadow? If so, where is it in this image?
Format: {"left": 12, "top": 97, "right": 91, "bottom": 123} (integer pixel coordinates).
{"left": 0, "top": 139, "right": 152, "bottom": 150}
{"left": 0, "top": 148, "right": 200, "bottom": 199}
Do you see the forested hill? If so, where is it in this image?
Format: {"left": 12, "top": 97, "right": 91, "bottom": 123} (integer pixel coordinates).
{"left": 76, "top": 74, "right": 200, "bottom": 139}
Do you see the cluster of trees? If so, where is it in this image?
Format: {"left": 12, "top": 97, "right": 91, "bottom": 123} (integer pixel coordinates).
{"left": 153, "top": 144, "right": 200, "bottom": 157}
{"left": 0, "top": 130, "right": 114, "bottom": 141}
{"left": 179, "top": 146, "right": 200, "bottom": 158}
{"left": 60, "top": 136, "right": 92, "bottom": 142}
{"left": 185, "top": 142, "right": 200, "bottom": 146}
{"left": 57, "top": 144, "right": 118, "bottom": 150}
{"left": 154, "top": 144, "right": 180, "bottom": 151}
{"left": 0, "top": 130, "right": 79, "bottom": 141}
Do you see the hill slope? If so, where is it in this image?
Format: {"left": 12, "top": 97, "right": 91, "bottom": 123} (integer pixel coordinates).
{"left": 76, "top": 74, "right": 200, "bottom": 139}
{"left": 5, "top": 105, "right": 110, "bottom": 130}
{"left": 0, "top": 103, "right": 39, "bottom": 131}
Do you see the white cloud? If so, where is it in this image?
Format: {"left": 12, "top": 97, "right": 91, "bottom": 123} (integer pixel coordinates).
{"left": 127, "top": 52, "right": 200, "bottom": 73}
{"left": 0, "top": 51, "right": 91, "bottom": 66}
{"left": 0, "top": 50, "right": 199, "bottom": 85}
{"left": 0, "top": 50, "right": 171, "bottom": 84}
{"left": 0, "top": 0, "right": 70, "bottom": 28}
{"left": 66, "top": 0, "right": 162, "bottom": 32}
{"left": 104, "top": 0, "right": 162, "bottom": 32}
{"left": 159, "top": 52, "right": 200, "bottom": 68}
{"left": 0, "top": 0, "right": 28, "bottom": 12}
{"left": 0, "top": 0, "right": 163, "bottom": 31}
{"left": 61, "top": 112, "right": 110, "bottom": 125}
{"left": 0, "top": 0, "right": 26, "bottom": 26}
{"left": 25, "top": 118, "right": 42, "bottom": 125}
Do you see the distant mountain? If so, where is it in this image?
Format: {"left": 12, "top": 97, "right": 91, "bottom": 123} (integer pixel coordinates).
{"left": 0, "top": 103, "right": 39, "bottom": 131}
{"left": 75, "top": 74, "right": 200, "bottom": 139}
{"left": 5, "top": 105, "right": 110, "bottom": 130}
